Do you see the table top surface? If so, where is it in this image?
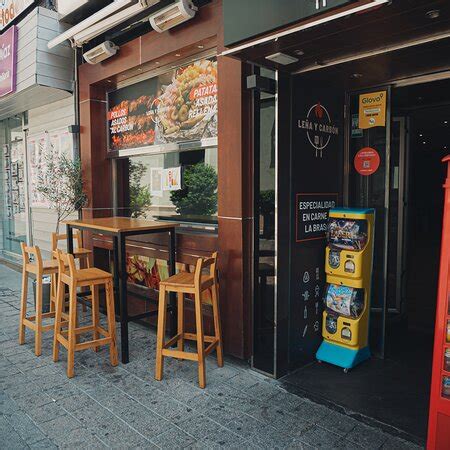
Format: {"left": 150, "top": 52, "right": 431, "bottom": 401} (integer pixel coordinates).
{"left": 63, "top": 217, "right": 180, "bottom": 233}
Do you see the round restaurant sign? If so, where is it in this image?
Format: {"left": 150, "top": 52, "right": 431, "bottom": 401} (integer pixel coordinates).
{"left": 354, "top": 147, "right": 380, "bottom": 176}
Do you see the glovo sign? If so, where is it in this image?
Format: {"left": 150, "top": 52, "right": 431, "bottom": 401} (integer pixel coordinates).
{"left": 358, "top": 91, "right": 387, "bottom": 129}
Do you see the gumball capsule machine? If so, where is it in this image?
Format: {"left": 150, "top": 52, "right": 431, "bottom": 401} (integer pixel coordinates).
{"left": 316, "top": 208, "right": 375, "bottom": 372}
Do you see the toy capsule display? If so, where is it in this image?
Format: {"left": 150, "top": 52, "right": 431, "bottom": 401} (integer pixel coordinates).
{"left": 316, "top": 208, "right": 375, "bottom": 372}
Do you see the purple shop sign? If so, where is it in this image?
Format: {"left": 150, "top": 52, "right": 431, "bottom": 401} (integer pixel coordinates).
{"left": 0, "top": 25, "right": 17, "bottom": 98}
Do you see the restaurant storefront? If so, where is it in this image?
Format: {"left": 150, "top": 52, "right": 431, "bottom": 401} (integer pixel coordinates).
{"left": 221, "top": 0, "right": 450, "bottom": 446}
{"left": 47, "top": 0, "right": 450, "bottom": 445}
{"left": 58, "top": 0, "right": 253, "bottom": 360}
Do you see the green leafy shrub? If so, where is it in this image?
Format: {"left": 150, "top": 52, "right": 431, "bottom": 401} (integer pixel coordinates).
{"left": 129, "top": 161, "right": 152, "bottom": 218}
{"left": 170, "top": 163, "right": 217, "bottom": 216}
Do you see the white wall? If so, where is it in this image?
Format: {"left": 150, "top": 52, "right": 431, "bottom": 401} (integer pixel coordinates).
{"left": 28, "top": 95, "right": 77, "bottom": 257}
{"left": 56, "top": 0, "right": 89, "bottom": 17}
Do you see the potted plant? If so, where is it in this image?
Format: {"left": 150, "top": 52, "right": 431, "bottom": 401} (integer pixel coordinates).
{"left": 37, "top": 153, "right": 88, "bottom": 233}
{"left": 34, "top": 152, "right": 88, "bottom": 311}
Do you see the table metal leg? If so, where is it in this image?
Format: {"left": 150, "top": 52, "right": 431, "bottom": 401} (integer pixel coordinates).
{"left": 117, "top": 233, "right": 129, "bottom": 364}
{"left": 168, "top": 229, "right": 177, "bottom": 337}
{"left": 112, "top": 236, "right": 120, "bottom": 314}
{"left": 66, "top": 225, "right": 74, "bottom": 254}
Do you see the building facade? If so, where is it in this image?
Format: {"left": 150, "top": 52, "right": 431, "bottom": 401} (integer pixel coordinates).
{"left": 0, "top": 1, "right": 76, "bottom": 263}
{"left": 34, "top": 0, "right": 450, "bottom": 446}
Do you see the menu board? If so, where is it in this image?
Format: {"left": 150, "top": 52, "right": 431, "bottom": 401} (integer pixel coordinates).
{"left": 107, "top": 58, "right": 217, "bottom": 151}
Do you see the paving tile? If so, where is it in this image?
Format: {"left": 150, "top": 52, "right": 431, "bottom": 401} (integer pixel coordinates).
{"left": 271, "top": 410, "right": 312, "bottom": 437}
{"left": 50, "top": 426, "right": 106, "bottom": 448}
{"left": 245, "top": 428, "right": 298, "bottom": 449}
{"left": 290, "top": 399, "right": 331, "bottom": 423}
{"left": 28, "top": 438, "right": 59, "bottom": 449}
{"left": 177, "top": 413, "right": 226, "bottom": 440}
{"left": 225, "top": 413, "right": 278, "bottom": 438}
{"left": 14, "top": 391, "right": 54, "bottom": 410}
{"left": 97, "top": 421, "right": 154, "bottom": 448}
{"left": 204, "top": 401, "right": 243, "bottom": 425}
{"left": 195, "top": 425, "right": 241, "bottom": 448}
{"left": 142, "top": 388, "right": 196, "bottom": 420}
{"left": 43, "top": 380, "right": 84, "bottom": 401}
{"left": 6, "top": 411, "right": 47, "bottom": 444}
{"left": 151, "top": 427, "right": 197, "bottom": 448}
{"left": 37, "top": 414, "right": 83, "bottom": 441}
{"left": 381, "top": 436, "right": 424, "bottom": 450}
{"left": 205, "top": 383, "right": 261, "bottom": 412}
{"left": 346, "top": 423, "right": 389, "bottom": 449}
{"left": 26, "top": 401, "right": 67, "bottom": 424}
{"left": 0, "top": 416, "right": 29, "bottom": 450}
{"left": 0, "top": 392, "right": 21, "bottom": 417}
{"left": 265, "top": 390, "right": 305, "bottom": 412}
{"left": 296, "top": 425, "right": 342, "bottom": 449}
{"left": 318, "top": 411, "right": 359, "bottom": 436}
{"left": 246, "top": 403, "right": 293, "bottom": 425}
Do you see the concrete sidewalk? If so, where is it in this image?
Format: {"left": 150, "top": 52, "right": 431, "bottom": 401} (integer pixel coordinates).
{"left": 0, "top": 262, "right": 422, "bottom": 449}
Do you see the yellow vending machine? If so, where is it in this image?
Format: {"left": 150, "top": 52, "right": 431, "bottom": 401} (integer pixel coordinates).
{"left": 316, "top": 208, "right": 375, "bottom": 372}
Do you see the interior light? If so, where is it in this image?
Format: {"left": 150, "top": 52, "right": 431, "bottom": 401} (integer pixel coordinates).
{"left": 197, "top": 45, "right": 204, "bottom": 49}
{"left": 426, "top": 9, "right": 440, "bottom": 19}
{"left": 444, "top": 121, "right": 448, "bottom": 124}
{"left": 423, "top": 141, "right": 427, "bottom": 145}
{"left": 175, "top": 53, "right": 181, "bottom": 57}
{"left": 419, "top": 133, "right": 423, "bottom": 137}
{"left": 350, "top": 73, "right": 363, "bottom": 79}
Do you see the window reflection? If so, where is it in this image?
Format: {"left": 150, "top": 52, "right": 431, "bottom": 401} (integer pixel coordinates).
{"left": 118, "top": 147, "right": 218, "bottom": 225}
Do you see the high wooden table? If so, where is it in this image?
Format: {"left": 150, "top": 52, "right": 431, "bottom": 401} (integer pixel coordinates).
{"left": 63, "top": 217, "right": 179, "bottom": 364}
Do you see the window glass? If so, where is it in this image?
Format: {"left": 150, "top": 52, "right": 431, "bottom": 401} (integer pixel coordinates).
{"left": 118, "top": 147, "right": 218, "bottom": 225}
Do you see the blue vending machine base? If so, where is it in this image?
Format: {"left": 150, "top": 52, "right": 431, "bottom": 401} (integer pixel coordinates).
{"left": 316, "top": 341, "right": 370, "bottom": 370}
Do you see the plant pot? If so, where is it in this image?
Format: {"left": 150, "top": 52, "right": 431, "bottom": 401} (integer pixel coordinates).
{"left": 33, "top": 277, "right": 51, "bottom": 314}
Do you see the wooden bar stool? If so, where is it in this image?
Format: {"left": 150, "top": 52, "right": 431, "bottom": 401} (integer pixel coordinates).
{"left": 52, "top": 231, "right": 92, "bottom": 312}
{"left": 155, "top": 252, "right": 223, "bottom": 388}
{"left": 19, "top": 243, "right": 68, "bottom": 356}
{"left": 53, "top": 249, "right": 118, "bottom": 378}
{"left": 51, "top": 230, "right": 92, "bottom": 266}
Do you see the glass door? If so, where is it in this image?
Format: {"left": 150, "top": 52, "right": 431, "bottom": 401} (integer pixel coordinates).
{"left": 252, "top": 67, "right": 277, "bottom": 375}
{"left": 346, "top": 87, "right": 391, "bottom": 358}
{"left": 0, "top": 115, "right": 29, "bottom": 261}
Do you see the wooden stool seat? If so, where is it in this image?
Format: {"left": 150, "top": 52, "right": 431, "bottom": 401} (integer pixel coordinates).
{"left": 160, "top": 272, "right": 214, "bottom": 292}
{"left": 68, "top": 268, "right": 113, "bottom": 284}
{"left": 53, "top": 249, "right": 118, "bottom": 378}
{"left": 52, "top": 247, "right": 92, "bottom": 260}
{"left": 155, "top": 252, "right": 223, "bottom": 388}
{"left": 19, "top": 244, "right": 68, "bottom": 356}
{"left": 26, "top": 259, "right": 60, "bottom": 274}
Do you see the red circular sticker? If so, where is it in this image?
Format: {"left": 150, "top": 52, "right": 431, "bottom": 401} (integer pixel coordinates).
{"left": 354, "top": 147, "right": 380, "bottom": 176}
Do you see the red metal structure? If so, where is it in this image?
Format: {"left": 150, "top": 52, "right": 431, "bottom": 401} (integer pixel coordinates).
{"left": 427, "top": 155, "right": 450, "bottom": 449}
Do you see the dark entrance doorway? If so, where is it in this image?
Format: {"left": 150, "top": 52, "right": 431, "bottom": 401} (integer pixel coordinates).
{"left": 281, "top": 78, "right": 450, "bottom": 442}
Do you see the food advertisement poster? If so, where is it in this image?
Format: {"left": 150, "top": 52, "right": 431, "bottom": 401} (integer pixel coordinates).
{"left": 0, "top": 1, "right": 34, "bottom": 31}
{"left": 0, "top": 25, "right": 17, "bottom": 97}
{"left": 358, "top": 91, "right": 386, "bottom": 129}
{"left": 107, "top": 58, "right": 217, "bottom": 151}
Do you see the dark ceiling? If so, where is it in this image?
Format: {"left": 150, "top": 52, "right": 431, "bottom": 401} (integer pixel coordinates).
{"left": 230, "top": 0, "right": 450, "bottom": 79}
